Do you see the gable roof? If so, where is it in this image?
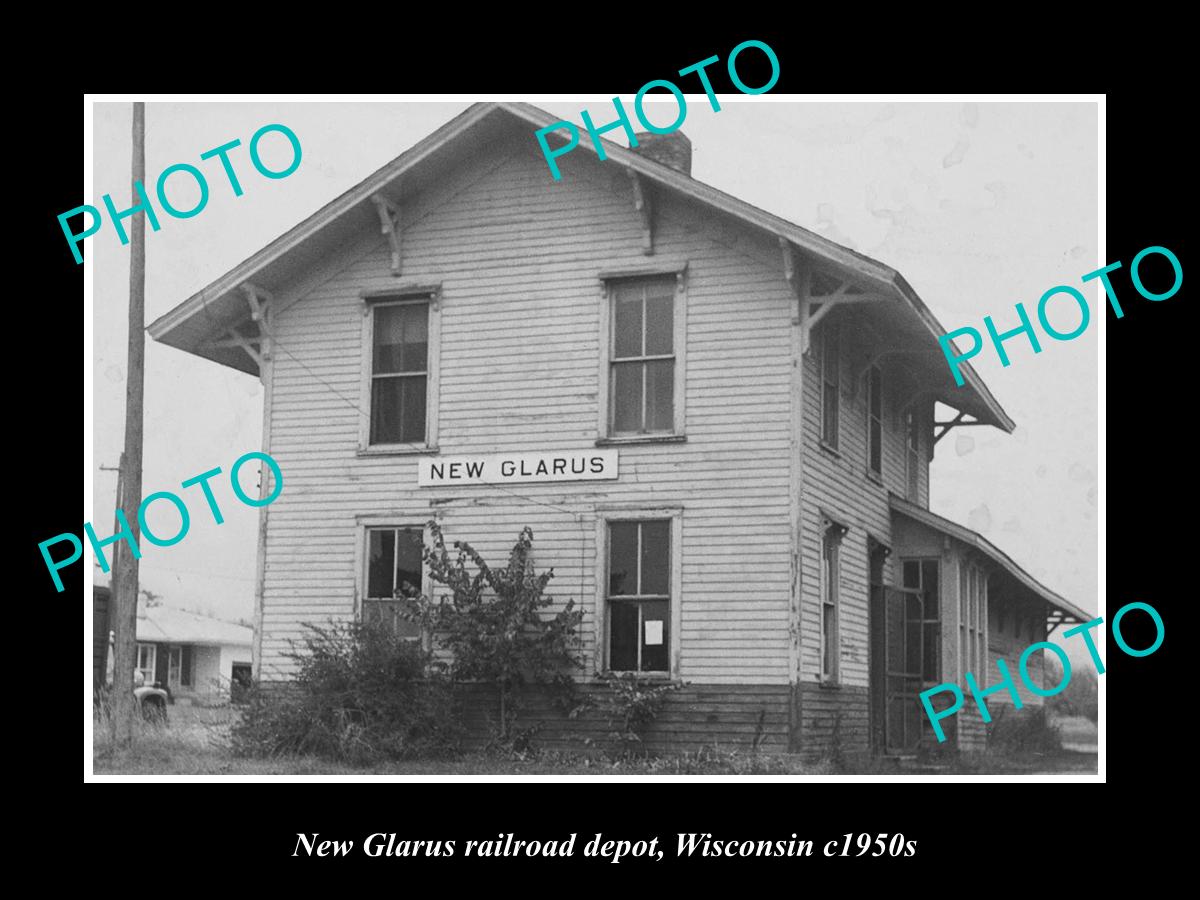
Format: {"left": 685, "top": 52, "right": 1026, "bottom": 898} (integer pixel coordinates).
{"left": 889, "top": 495, "right": 1090, "bottom": 623}
{"left": 148, "top": 101, "right": 1014, "bottom": 431}
{"left": 135, "top": 605, "right": 253, "bottom": 647}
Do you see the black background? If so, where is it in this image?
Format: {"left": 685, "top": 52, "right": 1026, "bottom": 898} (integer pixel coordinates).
{"left": 28, "top": 23, "right": 1183, "bottom": 885}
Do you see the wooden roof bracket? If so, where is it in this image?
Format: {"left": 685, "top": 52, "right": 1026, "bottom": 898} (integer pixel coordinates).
{"left": 371, "top": 193, "right": 402, "bottom": 275}
{"left": 627, "top": 169, "right": 654, "bottom": 255}
{"left": 242, "top": 282, "right": 273, "bottom": 362}
{"left": 934, "top": 412, "right": 988, "bottom": 444}
{"left": 780, "top": 238, "right": 814, "bottom": 351}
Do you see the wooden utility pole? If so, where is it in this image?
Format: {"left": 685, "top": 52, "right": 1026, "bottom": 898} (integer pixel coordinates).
{"left": 111, "top": 103, "right": 146, "bottom": 746}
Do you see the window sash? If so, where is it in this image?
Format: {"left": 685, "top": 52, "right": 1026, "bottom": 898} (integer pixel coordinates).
{"left": 368, "top": 299, "right": 430, "bottom": 446}
{"left": 821, "top": 528, "right": 841, "bottom": 680}
{"left": 363, "top": 526, "right": 424, "bottom": 640}
{"left": 867, "top": 366, "right": 883, "bottom": 475}
{"left": 606, "top": 520, "right": 671, "bottom": 673}
{"left": 609, "top": 280, "right": 676, "bottom": 436}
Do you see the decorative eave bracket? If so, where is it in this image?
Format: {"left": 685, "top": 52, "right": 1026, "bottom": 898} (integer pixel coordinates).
{"left": 371, "top": 193, "right": 402, "bottom": 275}
{"left": 933, "top": 411, "right": 989, "bottom": 444}
{"left": 627, "top": 170, "right": 654, "bottom": 255}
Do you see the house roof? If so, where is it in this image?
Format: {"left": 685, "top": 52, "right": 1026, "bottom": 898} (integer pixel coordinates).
{"left": 147, "top": 101, "right": 1014, "bottom": 432}
{"left": 135, "top": 605, "right": 253, "bottom": 647}
{"left": 889, "top": 495, "right": 1091, "bottom": 623}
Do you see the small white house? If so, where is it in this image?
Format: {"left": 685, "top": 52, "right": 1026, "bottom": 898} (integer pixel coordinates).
{"left": 134, "top": 605, "right": 253, "bottom": 700}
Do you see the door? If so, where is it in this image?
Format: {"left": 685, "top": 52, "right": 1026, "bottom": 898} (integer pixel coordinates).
{"left": 155, "top": 645, "right": 170, "bottom": 690}
{"left": 884, "top": 586, "right": 925, "bottom": 754}
{"left": 868, "top": 543, "right": 887, "bottom": 754}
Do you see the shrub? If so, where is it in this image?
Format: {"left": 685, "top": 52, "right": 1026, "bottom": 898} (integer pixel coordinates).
{"left": 402, "top": 521, "right": 584, "bottom": 748}
{"left": 230, "top": 620, "right": 462, "bottom": 764}
{"left": 579, "top": 672, "right": 684, "bottom": 758}
{"left": 987, "top": 705, "right": 1061, "bottom": 753}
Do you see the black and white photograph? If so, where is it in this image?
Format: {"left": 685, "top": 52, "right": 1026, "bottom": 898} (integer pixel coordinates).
{"left": 83, "top": 95, "right": 1103, "bottom": 780}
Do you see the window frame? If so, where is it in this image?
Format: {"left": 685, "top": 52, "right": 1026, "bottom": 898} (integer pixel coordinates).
{"left": 818, "top": 323, "right": 841, "bottom": 451}
{"left": 820, "top": 518, "right": 848, "bottom": 685}
{"left": 865, "top": 364, "right": 883, "bottom": 479}
{"left": 901, "top": 557, "right": 942, "bottom": 686}
{"left": 354, "top": 517, "right": 432, "bottom": 646}
{"left": 358, "top": 288, "right": 441, "bottom": 455}
{"left": 168, "top": 644, "right": 182, "bottom": 688}
{"left": 136, "top": 643, "right": 156, "bottom": 685}
{"left": 595, "top": 506, "right": 683, "bottom": 679}
{"left": 959, "top": 561, "right": 989, "bottom": 685}
{"left": 597, "top": 273, "right": 687, "bottom": 444}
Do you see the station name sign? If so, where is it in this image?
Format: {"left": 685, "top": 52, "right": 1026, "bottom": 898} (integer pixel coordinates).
{"left": 418, "top": 449, "right": 619, "bottom": 487}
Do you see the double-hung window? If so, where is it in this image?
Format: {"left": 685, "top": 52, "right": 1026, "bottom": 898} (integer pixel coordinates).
{"left": 136, "top": 643, "right": 156, "bottom": 685}
{"left": 821, "top": 521, "right": 847, "bottom": 682}
{"left": 958, "top": 564, "right": 988, "bottom": 684}
{"left": 364, "top": 293, "right": 438, "bottom": 449}
{"left": 866, "top": 365, "right": 883, "bottom": 477}
{"left": 606, "top": 519, "right": 671, "bottom": 673}
{"left": 819, "top": 325, "right": 840, "bottom": 449}
{"left": 605, "top": 276, "right": 681, "bottom": 438}
{"left": 363, "top": 526, "right": 425, "bottom": 639}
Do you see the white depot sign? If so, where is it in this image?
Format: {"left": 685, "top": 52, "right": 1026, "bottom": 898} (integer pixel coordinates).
{"left": 418, "top": 449, "right": 619, "bottom": 487}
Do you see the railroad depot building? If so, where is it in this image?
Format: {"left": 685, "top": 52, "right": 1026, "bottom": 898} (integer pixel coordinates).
{"left": 149, "top": 102, "right": 1090, "bottom": 758}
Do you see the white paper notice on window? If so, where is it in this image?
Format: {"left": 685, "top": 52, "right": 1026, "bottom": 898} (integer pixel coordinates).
{"left": 644, "top": 620, "right": 664, "bottom": 646}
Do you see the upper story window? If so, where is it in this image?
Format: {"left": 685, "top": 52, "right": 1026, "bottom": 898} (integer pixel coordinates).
{"left": 360, "top": 289, "right": 441, "bottom": 453}
{"left": 370, "top": 299, "right": 428, "bottom": 445}
{"left": 819, "top": 324, "right": 840, "bottom": 449}
{"left": 905, "top": 408, "right": 920, "bottom": 501}
{"left": 866, "top": 365, "right": 883, "bottom": 477}
{"left": 606, "top": 277, "right": 680, "bottom": 437}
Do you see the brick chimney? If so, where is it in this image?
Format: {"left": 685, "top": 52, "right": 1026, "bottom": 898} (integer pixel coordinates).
{"left": 632, "top": 131, "right": 692, "bottom": 176}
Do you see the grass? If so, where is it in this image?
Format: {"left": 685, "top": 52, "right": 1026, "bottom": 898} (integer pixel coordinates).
{"left": 92, "top": 706, "right": 1096, "bottom": 776}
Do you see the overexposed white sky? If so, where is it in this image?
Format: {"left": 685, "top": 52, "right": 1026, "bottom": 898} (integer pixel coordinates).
{"left": 90, "top": 98, "right": 1098, "bottom": 627}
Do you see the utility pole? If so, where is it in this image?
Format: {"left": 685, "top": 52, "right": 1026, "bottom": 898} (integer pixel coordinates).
{"left": 111, "top": 103, "right": 146, "bottom": 746}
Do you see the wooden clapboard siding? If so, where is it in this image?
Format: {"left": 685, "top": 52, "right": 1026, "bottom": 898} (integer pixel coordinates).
{"left": 455, "top": 683, "right": 792, "bottom": 755}
{"left": 798, "top": 320, "right": 931, "bottom": 690}
{"left": 258, "top": 133, "right": 795, "bottom": 686}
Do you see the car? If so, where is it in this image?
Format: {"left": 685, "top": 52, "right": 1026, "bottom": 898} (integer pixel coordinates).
{"left": 133, "top": 669, "right": 170, "bottom": 724}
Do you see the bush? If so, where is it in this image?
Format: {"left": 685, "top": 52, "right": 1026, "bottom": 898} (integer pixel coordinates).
{"left": 230, "top": 620, "right": 462, "bottom": 764}
{"left": 987, "top": 705, "right": 1061, "bottom": 753}
{"left": 578, "top": 672, "right": 684, "bottom": 758}
{"left": 1046, "top": 656, "right": 1098, "bottom": 723}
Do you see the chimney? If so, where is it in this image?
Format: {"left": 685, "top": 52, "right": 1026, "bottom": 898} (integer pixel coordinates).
{"left": 631, "top": 131, "right": 692, "bottom": 176}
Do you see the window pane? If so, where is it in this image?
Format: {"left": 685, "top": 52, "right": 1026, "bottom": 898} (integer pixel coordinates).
{"left": 644, "top": 360, "right": 674, "bottom": 431}
{"left": 823, "top": 383, "right": 838, "bottom": 445}
{"left": 903, "top": 560, "right": 920, "bottom": 589}
{"left": 644, "top": 289, "right": 674, "bottom": 355}
{"left": 610, "top": 600, "right": 638, "bottom": 670}
{"left": 823, "top": 328, "right": 838, "bottom": 382}
{"left": 922, "top": 561, "right": 939, "bottom": 617}
{"left": 923, "top": 622, "right": 939, "bottom": 681}
{"left": 641, "top": 599, "right": 669, "bottom": 672}
{"left": 640, "top": 521, "right": 670, "bottom": 595}
{"left": 370, "top": 376, "right": 426, "bottom": 445}
{"left": 905, "top": 616, "right": 922, "bottom": 674}
{"left": 823, "top": 602, "right": 835, "bottom": 675}
{"left": 400, "top": 376, "right": 427, "bottom": 443}
{"left": 367, "top": 529, "right": 395, "bottom": 598}
{"left": 612, "top": 362, "right": 643, "bottom": 433}
{"left": 373, "top": 304, "right": 427, "bottom": 374}
{"left": 869, "top": 419, "right": 882, "bottom": 473}
{"left": 613, "top": 286, "right": 643, "bottom": 358}
{"left": 395, "top": 528, "right": 423, "bottom": 597}
{"left": 608, "top": 522, "right": 638, "bottom": 596}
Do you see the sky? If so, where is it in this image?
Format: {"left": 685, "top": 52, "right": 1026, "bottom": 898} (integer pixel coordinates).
{"left": 90, "top": 98, "right": 1098, "bottom": 630}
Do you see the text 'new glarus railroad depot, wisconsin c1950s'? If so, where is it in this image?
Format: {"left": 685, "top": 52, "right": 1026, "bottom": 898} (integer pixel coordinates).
{"left": 145, "top": 102, "right": 1094, "bottom": 760}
